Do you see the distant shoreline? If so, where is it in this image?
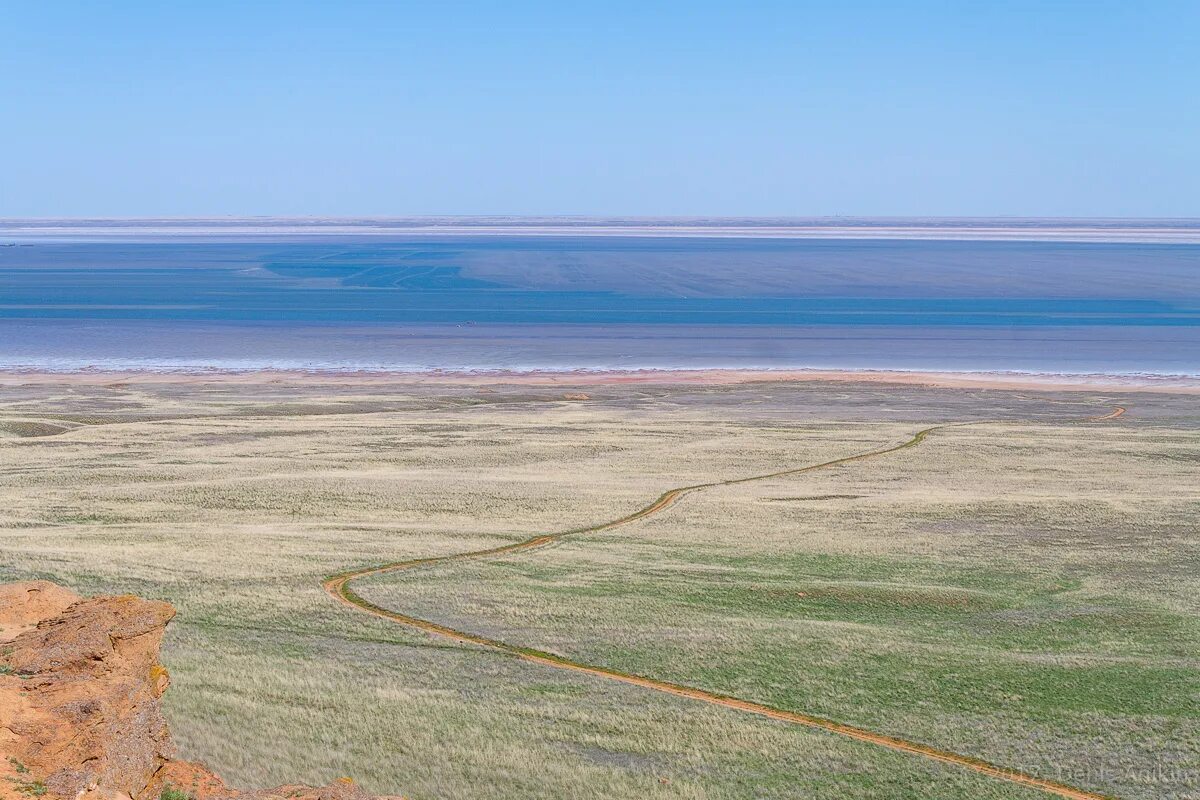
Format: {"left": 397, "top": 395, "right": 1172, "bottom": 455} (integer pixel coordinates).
{"left": 4, "top": 216, "right": 1200, "bottom": 243}
{"left": 3, "top": 366, "right": 1198, "bottom": 393}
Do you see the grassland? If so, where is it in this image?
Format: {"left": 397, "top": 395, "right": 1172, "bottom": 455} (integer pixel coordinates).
{"left": 0, "top": 377, "right": 1196, "bottom": 799}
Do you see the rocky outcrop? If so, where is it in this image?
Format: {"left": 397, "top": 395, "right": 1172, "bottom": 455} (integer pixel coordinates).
{"left": 0, "top": 581, "right": 79, "bottom": 640}
{"left": 0, "top": 581, "right": 390, "bottom": 800}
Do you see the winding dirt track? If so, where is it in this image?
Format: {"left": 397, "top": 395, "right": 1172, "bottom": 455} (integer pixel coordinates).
{"left": 324, "top": 407, "right": 1127, "bottom": 800}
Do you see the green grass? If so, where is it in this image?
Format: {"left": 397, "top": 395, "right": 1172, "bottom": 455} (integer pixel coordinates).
{"left": 7, "top": 778, "right": 48, "bottom": 797}
{"left": 355, "top": 418, "right": 1200, "bottom": 800}
{"left": 2, "top": 378, "right": 1196, "bottom": 799}
{"left": 160, "top": 785, "right": 194, "bottom": 800}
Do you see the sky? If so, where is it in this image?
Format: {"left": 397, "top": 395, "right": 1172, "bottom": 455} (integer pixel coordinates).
{"left": 2, "top": 1, "right": 1198, "bottom": 218}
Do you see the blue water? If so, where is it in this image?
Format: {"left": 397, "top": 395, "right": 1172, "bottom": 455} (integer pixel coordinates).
{"left": 1, "top": 237, "right": 1198, "bottom": 374}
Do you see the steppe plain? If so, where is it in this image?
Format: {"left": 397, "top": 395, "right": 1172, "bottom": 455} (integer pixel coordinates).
{"left": 1, "top": 373, "right": 1196, "bottom": 800}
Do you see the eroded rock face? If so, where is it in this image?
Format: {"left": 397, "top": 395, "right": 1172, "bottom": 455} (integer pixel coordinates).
{"left": 0, "top": 581, "right": 393, "bottom": 800}
{"left": 0, "top": 581, "right": 80, "bottom": 640}
{"left": 1, "top": 589, "right": 176, "bottom": 800}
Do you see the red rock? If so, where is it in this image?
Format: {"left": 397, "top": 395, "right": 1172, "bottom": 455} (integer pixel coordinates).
{"left": 0, "top": 581, "right": 400, "bottom": 800}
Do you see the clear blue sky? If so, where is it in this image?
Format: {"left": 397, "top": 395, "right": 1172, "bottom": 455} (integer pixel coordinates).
{"left": 3, "top": 1, "right": 1197, "bottom": 217}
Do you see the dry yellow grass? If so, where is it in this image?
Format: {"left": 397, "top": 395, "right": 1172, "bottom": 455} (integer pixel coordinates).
{"left": 1, "top": 377, "right": 1195, "bottom": 799}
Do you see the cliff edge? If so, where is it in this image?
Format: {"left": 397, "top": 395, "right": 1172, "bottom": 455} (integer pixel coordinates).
{"left": 0, "top": 581, "right": 393, "bottom": 800}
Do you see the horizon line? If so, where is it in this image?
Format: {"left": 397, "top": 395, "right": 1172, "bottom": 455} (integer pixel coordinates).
{"left": 4, "top": 215, "right": 1200, "bottom": 244}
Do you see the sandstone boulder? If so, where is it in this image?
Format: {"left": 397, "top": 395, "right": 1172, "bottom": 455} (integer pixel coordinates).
{"left": 0, "top": 581, "right": 400, "bottom": 800}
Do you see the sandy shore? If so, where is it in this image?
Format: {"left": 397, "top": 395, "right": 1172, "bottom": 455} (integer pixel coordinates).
{"left": 2, "top": 367, "right": 1199, "bottom": 393}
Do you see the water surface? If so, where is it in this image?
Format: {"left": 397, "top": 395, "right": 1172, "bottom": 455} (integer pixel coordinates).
{"left": 1, "top": 237, "right": 1197, "bottom": 374}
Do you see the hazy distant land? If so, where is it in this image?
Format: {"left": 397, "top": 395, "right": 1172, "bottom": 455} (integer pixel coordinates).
{"left": 5, "top": 215, "right": 1200, "bottom": 242}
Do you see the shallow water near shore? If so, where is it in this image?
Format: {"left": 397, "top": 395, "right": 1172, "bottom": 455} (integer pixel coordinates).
{"left": 2, "top": 236, "right": 1198, "bottom": 375}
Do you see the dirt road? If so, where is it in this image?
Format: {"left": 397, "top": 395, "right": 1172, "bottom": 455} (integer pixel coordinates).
{"left": 324, "top": 411, "right": 1127, "bottom": 800}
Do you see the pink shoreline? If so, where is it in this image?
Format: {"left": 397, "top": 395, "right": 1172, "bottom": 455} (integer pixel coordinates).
{"left": 2, "top": 367, "right": 1198, "bottom": 393}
